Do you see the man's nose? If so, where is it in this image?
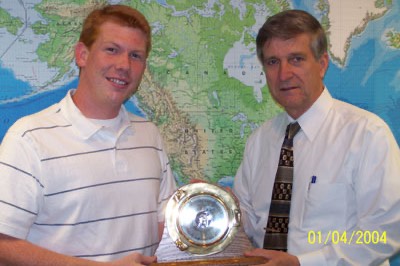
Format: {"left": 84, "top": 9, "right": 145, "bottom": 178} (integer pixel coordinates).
{"left": 115, "top": 54, "right": 131, "bottom": 70}
{"left": 278, "top": 61, "right": 293, "bottom": 81}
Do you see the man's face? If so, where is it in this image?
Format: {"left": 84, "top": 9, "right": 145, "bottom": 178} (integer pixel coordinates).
{"left": 262, "top": 33, "right": 329, "bottom": 119}
{"left": 75, "top": 21, "right": 148, "bottom": 116}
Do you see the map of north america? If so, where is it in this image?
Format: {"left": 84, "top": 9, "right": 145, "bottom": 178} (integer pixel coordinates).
{"left": 0, "top": 0, "right": 399, "bottom": 185}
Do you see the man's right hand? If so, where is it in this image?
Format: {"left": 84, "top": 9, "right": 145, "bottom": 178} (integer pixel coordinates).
{"left": 0, "top": 233, "right": 157, "bottom": 266}
{"left": 110, "top": 253, "right": 157, "bottom": 266}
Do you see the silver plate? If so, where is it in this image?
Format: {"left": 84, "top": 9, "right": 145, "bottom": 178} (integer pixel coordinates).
{"left": 165, "top": 183, "right": 241, "bottom": 256}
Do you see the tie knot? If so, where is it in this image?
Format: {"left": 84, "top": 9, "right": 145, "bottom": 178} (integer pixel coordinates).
{"left": 286, "top": 122, "right": 300, "bottom": 140}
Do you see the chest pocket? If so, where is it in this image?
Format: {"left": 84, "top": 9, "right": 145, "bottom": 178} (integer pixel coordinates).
{"left": 301, "top": 183, "right": 349, "bottom": 232}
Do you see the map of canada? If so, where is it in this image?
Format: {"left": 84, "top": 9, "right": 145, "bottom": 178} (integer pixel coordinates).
{"left": 0, "top": 0, "right": 399, "bottom": 264}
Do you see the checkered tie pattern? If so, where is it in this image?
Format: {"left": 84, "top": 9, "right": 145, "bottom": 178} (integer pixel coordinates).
{"left": 263, "top": 122, "right": 301, "bottom": 251}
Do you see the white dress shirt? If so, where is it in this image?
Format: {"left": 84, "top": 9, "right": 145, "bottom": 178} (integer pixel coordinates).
{"left": 234, "top": 88, "right": 400, "bottom": 265}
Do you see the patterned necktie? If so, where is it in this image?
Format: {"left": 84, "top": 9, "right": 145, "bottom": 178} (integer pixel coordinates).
{"left": 263, "top": 122, "right": 301, "bottom": 251}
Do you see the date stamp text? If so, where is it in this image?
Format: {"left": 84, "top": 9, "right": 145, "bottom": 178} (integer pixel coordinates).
{"left": 307, "top": 230, "right": 387, "bottom": 245}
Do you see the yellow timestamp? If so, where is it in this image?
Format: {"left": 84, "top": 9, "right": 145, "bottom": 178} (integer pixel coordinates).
{"left": 308, "top": 230, "right": 387, "bottom": 245}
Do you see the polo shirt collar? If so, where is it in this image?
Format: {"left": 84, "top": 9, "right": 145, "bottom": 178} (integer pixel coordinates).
{"left": 60, "top": 89, "right": 132, "bottom": 140}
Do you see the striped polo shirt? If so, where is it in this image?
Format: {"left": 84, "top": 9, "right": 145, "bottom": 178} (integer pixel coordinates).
{"left": 0, "top": 90, "right": 177, "bottom": 261}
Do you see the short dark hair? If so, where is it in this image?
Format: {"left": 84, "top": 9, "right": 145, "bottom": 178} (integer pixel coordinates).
{"left": 256, "top": 9, "right": 327, "bottom": 62}
{"left": 79, "top": 5, "right": 151, "bottom": 56}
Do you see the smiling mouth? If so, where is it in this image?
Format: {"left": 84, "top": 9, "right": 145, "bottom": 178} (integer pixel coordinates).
{"left": 107, "top": 77, "right": 128, "bottom": 86}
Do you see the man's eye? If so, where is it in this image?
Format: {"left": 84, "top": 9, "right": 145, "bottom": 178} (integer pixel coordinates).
{"left": 130, "top": 52, "right": 145, "bottom": 61}
{"left": 292, "top": 56, "right": 304, "bottom": 63}
{"left": 130, "top": 53, "right": 140, "bottom": 59}
{"left": 265, "top": 58, "right": 278, "bottom": 66}
{"left": 106, "top": 47, "right": 117, "bottom": 53}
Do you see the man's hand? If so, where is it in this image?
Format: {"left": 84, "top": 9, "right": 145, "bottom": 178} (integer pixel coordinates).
{"left": 110, "top": 253, "right": 157, "bottom": 266}
{"left": 244, "top": 248, "right": 300, "bottom": 266}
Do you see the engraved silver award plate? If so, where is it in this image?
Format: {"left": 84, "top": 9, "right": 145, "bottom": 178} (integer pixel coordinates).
{"left": 165, "top": 183, "right": 241, "bottom": 256}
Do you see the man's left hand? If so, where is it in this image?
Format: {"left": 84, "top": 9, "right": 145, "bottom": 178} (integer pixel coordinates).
{"left": 244, "top": 248, "right": 300, "bottom": 266}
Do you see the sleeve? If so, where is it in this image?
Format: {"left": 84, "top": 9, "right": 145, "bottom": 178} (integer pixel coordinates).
{"left": 298, "top": 122, "right": 400, "bottom": 266}
{"left": 0, "top": 130, "right": 44, "bottom": 239}
{"left": 156, "top": 133, "right": 177, "bottom": 223}
{"left": 233, "top": 137, "right": 259, "bottom": 247}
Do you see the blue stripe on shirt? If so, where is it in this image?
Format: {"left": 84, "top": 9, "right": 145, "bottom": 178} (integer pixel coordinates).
{"left": 41, "top": 146, "right": 163, "bottom": 161}
{"left": 0, "top": 200, "right": 37, "bottom": 216}
{"left": 44, "top": 177, "right": 160, "bottom": 197}
{"left": 0, "top": 161, "right": 44, "bottom": 188}
{"left": 33, "top": 210, "right": 157, "bottom": 226}
{"left": 74, "top": 241, "right": 160, "bottom": 258}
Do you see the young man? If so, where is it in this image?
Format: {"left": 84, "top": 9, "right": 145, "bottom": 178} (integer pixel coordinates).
{"left": 0, "top": 5, "right": 176, "bottom": 266}
{"left": 234, "top": 10, "right": 400, "bottom": 265}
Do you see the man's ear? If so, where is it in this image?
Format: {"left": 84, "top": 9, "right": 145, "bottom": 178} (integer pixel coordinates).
{"left": 75, "top": 42, "right": 89, "bottom": 68}
{"left": 319, "top": 52, "right": 329, "bottom": 78}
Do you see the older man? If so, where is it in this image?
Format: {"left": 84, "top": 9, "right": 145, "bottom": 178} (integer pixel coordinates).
{"left": 234, "top": 9, "right": 400, "bottom": 266}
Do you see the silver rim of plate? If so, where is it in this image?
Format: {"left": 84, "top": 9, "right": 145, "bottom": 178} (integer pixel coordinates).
{"left": 165, "top": 183, "right": 241, "bottom": 256}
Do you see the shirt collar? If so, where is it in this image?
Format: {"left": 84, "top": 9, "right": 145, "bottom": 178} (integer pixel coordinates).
{"left": 286, "top": 87, "right": 333, "bottom": 142}
{"left": 60, "top": 89, "right": 132, "bottom": 140}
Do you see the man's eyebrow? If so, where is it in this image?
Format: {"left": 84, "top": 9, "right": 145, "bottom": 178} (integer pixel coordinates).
{"left": 288, "top": 51, "right": 307, "bottom": 57}
{"left": 100, "top": 41, "right": 119, "bottom": 48}
{"left": 263, "top": 55, "right": 278, "bottom": 61}
{"left": 102, "top": 41, "right": 146, "bottom": 53}
{"left": 264, "top": 52, "right": 307, "bottom": 59}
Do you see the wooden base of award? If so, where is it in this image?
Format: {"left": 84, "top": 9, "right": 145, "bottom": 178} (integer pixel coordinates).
{"left": 151, "top": 256, "right": 267, "bottom": 265}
